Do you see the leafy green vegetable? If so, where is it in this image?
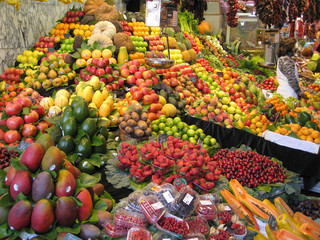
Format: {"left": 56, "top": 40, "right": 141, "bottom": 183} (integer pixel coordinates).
{"left": 178, "top": 10, "right": 199, "bottom": 33}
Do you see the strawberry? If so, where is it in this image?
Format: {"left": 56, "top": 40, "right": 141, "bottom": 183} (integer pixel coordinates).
{"left": 122, "top": 142, "right": 130, "bottom": 149}
{"left": 205, "top": 172, "right": 215, "bottom": 181}
{"left": 180, "top": 166, "right": 189, "bottom": 173}
{"left": 190, "top": 168, "right": 198, "bottom": 175}
{"left": 207, "top": 182, "right": 215, "bottom": 189}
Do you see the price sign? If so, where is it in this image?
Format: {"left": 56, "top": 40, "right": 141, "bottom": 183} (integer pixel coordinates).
{"left": 64, "top": 33, "right": 71, "bottom": 38}
{"left": 17, "top": 141, "right": 30, "bottom": 151}
{"left": 268, "top": 214, "right": 277, "bottom": 230}
{"left": 64, "top": 233, "right": 82, "bottom": 240}
{"left": 190, "top": 76, "right": 197, "bottom": 83}
{"left": 48, "top": 48, "right": 54, "bottom": 53}
{"left": 158, "top": 134, "right": 167, "bottom": 144}
{"left": 217, "top": 72, "right": 224, "bottom": 77}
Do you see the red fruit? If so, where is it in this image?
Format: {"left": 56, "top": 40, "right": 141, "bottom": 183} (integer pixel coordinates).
{"left": 4, "top": 130, "right": 21, "bottom": 143}
{"left": 6, "top": 116, "right": 24, "bottom": 130}
{"left": 21, "top": 124, "right": 38, "bottom": 137}
{"left": 6, "top": 101, "right": 23, "bottom": 116}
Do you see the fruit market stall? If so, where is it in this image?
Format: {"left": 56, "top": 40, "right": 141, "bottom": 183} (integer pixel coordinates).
{"left": 1, "top": 0, "right": 320, "bottom": 239}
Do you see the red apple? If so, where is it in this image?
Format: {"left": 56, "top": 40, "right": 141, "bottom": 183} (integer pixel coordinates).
{"left": 17, "top": 97, "right": 32, "bottom": 108}
{"left": 99, "top": 77, "right": 107, "bottom": 84}
{"left": 89, "top": 66, "right": 97, "bottom": 75}
{"left": 91, "top": 58, "right": 99, "bottom": 66}
{"left": 6, "top": 101, "right": 23, "bottom": 116}
{"left": 142, "top": 70, "right": 153, "bottom": 80}
{"left": 24, "top": 110, "right": 39, "bottom": 124}
{"left": 105, "top": 66, "right": 112, "bottom": 74}
{"left": 129, "top": 65, "right": 138, "bottom": 74}
{"left": 132, "top": 91, "right": 143, "bottom": 101}
{"left": 96, "top": 68, "right": 106, "bottom": 77}
{"left": 136, "top": 79, "right": 145, "bottom": 86}
{"left": 127, "top": 75, "right": 136, "bottom": 85}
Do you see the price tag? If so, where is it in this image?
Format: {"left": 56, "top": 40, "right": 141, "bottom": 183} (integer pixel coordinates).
{"left": 158, "top": 134, "right": 167, "bottom": 144}
{"left": 217, "top": 72, "right": 224, "bottom": 77}
{"left": 268, "top": 214, "right": 277, "bottom": 230}
{"left": 198, "top": 139, "right": 203, "bottom": 146}
{"left": 183, "top": 193, "right": 194, "bottom": 205}
{"left": 173, "top": 178, "right": 187, "bottom": 189}
{"left": 64, "top": 233, "right": 82, "bottom": 240}
{"left": 163, "top": 190, "right": 174, "bottom": 203}
{"left": 152, "top": 201, "right": 164, "bottom": 210}
{"left": 48, "top": 48, "right": 54, "bottom": 53}
{"left": 28, "top": 97, "right": 37, "bottom": 104}
{"left": 200, "top": 200, "right": 212, "bottom": 206}
{"left": 64, "top": 33, "right": 71, "bottom": 38}
{"left": 17, "top": 141, "right": 30, "bottom": 151}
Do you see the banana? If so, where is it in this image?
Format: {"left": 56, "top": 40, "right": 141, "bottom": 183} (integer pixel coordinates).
{"left": 15, "top": 0, "right": 20, "bottom": 11}
{"left": 5, "top": 0, "right": 15, "bottom": 5}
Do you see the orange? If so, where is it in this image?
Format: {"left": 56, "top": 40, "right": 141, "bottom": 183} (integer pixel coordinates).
{"left": 102, "top": 49, "right": 112, "bottom": 59}
{"left": 306, "top": 135, "right": 314, "bottom": 142}
{"left": 78, "top": 30, "right": 84, "bottom": 36}
{"left": 84, "top": 30, "right": 91, "bottom": 38}
{"left": 89, "top": 25, "right": 94, "bottom": 31}
{"left": 73, "top": 29, "right": 80, "bottom": 36}
{"left": 69, "top": 23, "right": 75, "bottom": 29}
{"left": 83, "top": 25, "right": 89, "bottom": 31}
{"left": 91, "top": 49, "right": 102, "bottom": 58}
{"left": 314, "top": 138, "right": 320, "bottom": 144}
{"left": 76, "top": 58, "right": 87, "bottom": 67}
{"left": 300, "top": 135, "right": 307, "bottom": 140}
{"left": 81, "top": 49, "right": 92, "bottom": 60}
{"left": 311, "top": 130, "right": 320, "bottom": 139}
{"left": 109, "top": 57, "right": 117, "bottom": 64}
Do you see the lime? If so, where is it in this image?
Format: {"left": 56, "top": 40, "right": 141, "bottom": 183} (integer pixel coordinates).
{"left": 203, "top": 144, "right": 209, "bottom": 149}
{"left": 167, "top": 131, "right": 173, "bottom": 136}
{"left": 152, "top": 124, "right": 159, "bottom": 132}
{"left": 210, "top": 138, "right": 217, "bottom": 146}
{"left": 166, "top": 119, "right": 174, "bottom": 127}
{"left": 177, "top": 122, "right": 185, "bottom": 130}
{"left": 173, "top": 117, "right": 182, "bottom": 125}
{"left": 181, "top": 134, "right": 189, "bottom": 141}
{"left": 164, "top": 127, "right": 171, "bottom": 133}
{"left": 173, "top": 132, "right": 181, "bottom": 138}
{"left": 159, "top": 115, "right": 167, "bottom": 123}
{"left": 158, "top": 123, "right": 166, "bottom": 130}
{"left": 189, "top": 125, "right": 198, "bottom": 131}
{"left": 182, "top": 127, "right": 189, "bottom": 135}
{"left": 196, "top": 128, "right": 204, "bottom": 136}
{"left": 203, "top": 137, "right": 211, "bottom": 145}
{"left": 57, "top": 135, "right": 75, "bottom": 155}
{"left": 152, "top": 119, "right": 160, "bottom": 125}
{"left": 193, "top": 134, "right": 199, "bottom": 141}
{"left": 159, "top": 130, "right": 165, "bottom": 135}
{"left": 199, "top": 133, "right": 206, "bottom": 141}
{"left": 152, "top": 132, "right": 157, "bottom": 136}
{"left": 187, "top": 129, "right": 196, "bottom": 137}
{"left": 188, "top": 137, "right": 197, "bottom": 144}
{"left": 171, "top": 126, "right": 179, "bottom": 133}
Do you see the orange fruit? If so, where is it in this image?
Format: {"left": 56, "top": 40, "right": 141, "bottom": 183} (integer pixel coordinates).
{"left": 311, "top": 130, "right": 320, "bottom": 139}
{"left": 102, "top": 49, "right": 112, "bottom": 59}
{"left": 76, "top": 58, "right": 87, "bottom": 67}
{"left": 89, "top": 25, "right": 94, "bottom": 31}
{"left": 109, "top": 57, "right": 117, "bottom": 64}
{"left": 306, "top": 135, "right": 314, "bottom": 142}
{"left": 81, "top": 49, "right": 92, "bottom": 60}
{"left": 92, "top": 49, "right": 102, "bottom": 58}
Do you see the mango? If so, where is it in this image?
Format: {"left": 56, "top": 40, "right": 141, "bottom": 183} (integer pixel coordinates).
{"left": 31, "top": 199, "right": 54, "bottom": 234}
{"left": 21, "top": 143, "right": 44, "bottom": 172}
{"left": 0, "top": 207, "right": 9, "bottom": 225}
{"left": 97, "top": 210, "right": 112, "bottom": 229}
{"left": 36, "top": 133, "right": 55, "bottom": 152}
{"left": 10, "top": 170, "right": 32, "bottom": 201}
{"left": 5, "top": 165, "right": 18, "bottom": 185}
{"left": 55, "top": 169, "right": 76, "bottom": 197}
{"left": 92, "top": 183, "right": 104, "bottom": 197}
{"left": 8, "top": 200, "right": 32, "bottom": 231}
{"left": 55, "top": 196, "right": 77, "bottom": 227}
{"left": 41, "top": 146, "right": 63, "bottom": 173}
{"left": 32, "top": 172, "right": 54, "bottom": 202}
{"left": 64, "top": 159, "right": 81, "bottom": 179}
{"left": 77, "top": 188, "right": 93, "bottom": 222}
{"left": 80, "top": 223, "right": 101, "bottom": 240}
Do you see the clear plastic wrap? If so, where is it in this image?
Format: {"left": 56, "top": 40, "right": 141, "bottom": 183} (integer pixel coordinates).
{"left": 196, "top": 195, "right": 218, "bottom": 221}
{"left": 104, "top": 218, "right": 130, "bottom": 238}
{"left": 139, "top": 195, "right": 166, "bottom": 224}
{"left": 127, "top": 227, "right": 152, "bottom": 240}
{"left": 185, "top": 216, "right": 209, "bottom": 236}
{"left": 114, "top": 208, "right": 147, "bottom": 229}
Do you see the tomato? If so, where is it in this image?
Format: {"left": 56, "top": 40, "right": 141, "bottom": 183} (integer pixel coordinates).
{"left": 4, "top": 130, "right": 21, "bottom": 144}
{"left": 6, "top": 116, "right": 24, "bottom": 130}
{"left": 21, "top": 124, "right": 37, "bottom": 137}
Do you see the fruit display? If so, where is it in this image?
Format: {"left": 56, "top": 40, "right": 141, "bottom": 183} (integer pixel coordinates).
{"left": 259, "top": 77, "right": 278, "bottom": 91}
{"left": 0, "top": 148, "right": 19, "bottom": 169}
{"left": 0, "top": 68, "right": 24, "bottom": 85}
{"left": 57, "top": 37, "right": 75, "bottom": 53}
{"left": 34, "top": 36, "right": 60, "bottom": 53}
{"left": 288, "top": 198, "right": 320, "bottom": 220}
{"left": 61, "top": 9, "right": 84, "bottom": 23}
{"left": 16, "top": 50, "right": 44, "bottom": 69}
{"left": 0, "top": 134, "right": 115, "bottom": 238}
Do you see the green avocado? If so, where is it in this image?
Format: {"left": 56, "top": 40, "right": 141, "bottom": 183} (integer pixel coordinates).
{"left": 62, "top": 116, "right": 77, "bottom": 137}
{"left": 76, "top": 137, "right": 92, "bottom": 158}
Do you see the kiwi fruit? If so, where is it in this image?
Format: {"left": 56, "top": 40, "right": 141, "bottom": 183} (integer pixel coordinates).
{"left": 131, "top": 112, "right": 140, "bottom": 122}
{"left": 125, "top": 126, "right": 134, "bottom": 134}
{"left": 127, "top": 119, "right": 137, "bottom": 128}
{"left": 145, "top": 127, "right": 152, "bottom": 136}
{"left": 123, "top": 113, "right": 131, "bottom": 122}
{"left": 134, "top": 129, "right": 145, "bottom": 138}
{"left": 140, "top": 112, "right": 148, "bottom": 121}
{"left": 132, "top": 102, "right": 143, "bottom": 114}
{"left": 120, "top": 121, "right": 127, "bottom": 130}
{"left": 137, "top": 120, "right": 148, "bottom": 130}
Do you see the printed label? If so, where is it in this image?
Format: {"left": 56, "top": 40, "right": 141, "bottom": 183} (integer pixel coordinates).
{"left": 224, "top": 206, "right": 231, "bottom": 211}
{"left": 49, "top": 164, "right": 56, "bottom": 171}
{"left": 183, "top": 193, "right": 194, "bottom": 205}
{"left": 163, "top": 191, "right": 174, "bottom": 203}
{"left": 66, "top": 186, "right": 71, "bottom": 193}
{"left": 200, "top": 200, "right": 212, "bottom": 206}
{"left": 13, "top": 184, "right": 19, "bottom": 191}
{"left": 152, "top": 202, "right": 164, "bottom": 210}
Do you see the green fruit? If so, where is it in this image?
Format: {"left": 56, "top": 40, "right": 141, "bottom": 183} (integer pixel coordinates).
{"left": 181, "top": 134, "right": 189, "bottom": 141}
{"left": 189, "top": 125, "right": 198, "bottom": 131}
{"left": 173, "top": 117, "right": 181, "bottom": 125}
{"left": 164, "top": 127, "right": 171, "bottom": 133}
{"left": 99, "top": 126, "right": 109, "bottom": 140}
{"left": 93, "top": 134, "right": 107, "bottom": 154}
{"left": 298, "top": 112, "right": 312, "bottom": 126}
{"left": 80, "top": 118, "right": 97, "bottom": 138}
{"left": 199, "top": 133, "right": 206, "bottom": 141}
{"left": 73, "top": 101, "right": 89, "bottom": 123}
{"left": 158, "top": 123, "right": 166, "bottom": 130}
{"left": 203, "top": 137, "right": 211, "bottom": 145}
{"left": 76, "top": 137, "right": 92, "bottom": 158}
{"left": 210, "top": 138, "right": 217, "bottom": 146}
{"left": 166, "top": 119, "right": 174, "bottom": 127}
{"left": 77, "top": 160, "right": 95, "bottom": 174}
{"left": 171, "top": 126, "right": 179, "bottom": 133}
{"left": 158, "top": 130, "right": 165, "bottom": 135}
{"left": 285, "top": 113, "right": 295, "bottom": 124}
{"left": 173, "top": 132, "right": 181, "bottom": 138}
{"left": 177, "top": 122, "right": 185, "bottom": 130}
{"left": 187, "top": 129, "right": 196, "bottom": 137}
{"left": 48, "top": 125, "right": 62, "bottom": 145}
{"left": 196, "top": 128, "right": 203, "bottom": 136}
{"left": 71, "top": 96, "right": 85, "bottom": 109}
{"left": 151, "top": 124, "right": 159, "bottom": 132}
{"left": 167, "top": 131, "right": 173, "bottom": 136}
{"left": 188, "top": 137, "right": 197, "bottom": 144}
{"left": 57, "top": 136, "right": 75, "bottom": 155}
{"left": 152, "top": 119, "right": 160, "bottom": 125}
{"left": 62, "top": 117, "right": 77, "bottom": 137}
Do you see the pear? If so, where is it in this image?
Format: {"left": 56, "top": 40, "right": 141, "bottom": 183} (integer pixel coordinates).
{"left": 42, "top": 80, "right": 52, "bottom": 89}
{"left": 57, "top": 68, "right": 65, "bottom": 75}
{"left": 47, "top": 54, "right": 57, "bottom": 63}
{"left": 39, "top": 66, "right": 49, "bottom": 74}
{"left": 47, "top": 69, "right": 58, "bottom": 79}
{"left": 67, "top": 72, "right": 75, "bottom": 80}
{"left": 58, "top": 59, "right": 66, "bottom": 68}
{"left": 49, "top": 61, "right": 58, "bottom": 69}
{"left": 60, "top": 75, "right": 69, "bottom": 83}
{"left": 52, "top": 78, "right": 62, "bottom": 87}
{"left": 38, "top": 73, "right": 47, "bottom": 81}
{"left": 64, "top": 66, "right": 71, "bottom": 73}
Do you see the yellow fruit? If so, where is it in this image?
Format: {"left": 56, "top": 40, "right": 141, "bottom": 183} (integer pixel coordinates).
{"left": 81, "top": 49, "right": 92, "bottom": 60}
{"left": 40, "top": 97, "right": 54, "bottom": 110}
{"left": 159, "top": 95, "right": 167, "bottom": 106}
{"left": 91, "top": 49, "right": 102, "bottom": 58}
{"left": 162, "top": 103, "right": 177, "bottom": 118}
{"left": 101, "top": 88, "right": 109, "bottom": 100}
{"left": 82, "top": 86, "right": 94, "bottom": 102}
{"left": 89, "top": 76, "right": 101, "bottom": 90}
{"left": 102, "top": 49, "right": 112, "bottom": 59}
{"left": 76, "top": 58, "right": 86, "bottom": 67}
{"left": 99, "top": 103, "right": 111, "bottom": 117}
{"left": 55, "top": 95, "right": 69, "bottom": 109}
{"left": 109, "top": 57, "right": 117, "bottom": 64}
{"left": 92, "top": 90, "right": 104, "bottom": 108}
{"left": 56, "top": 89, "right": 70, "bottom": 99}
